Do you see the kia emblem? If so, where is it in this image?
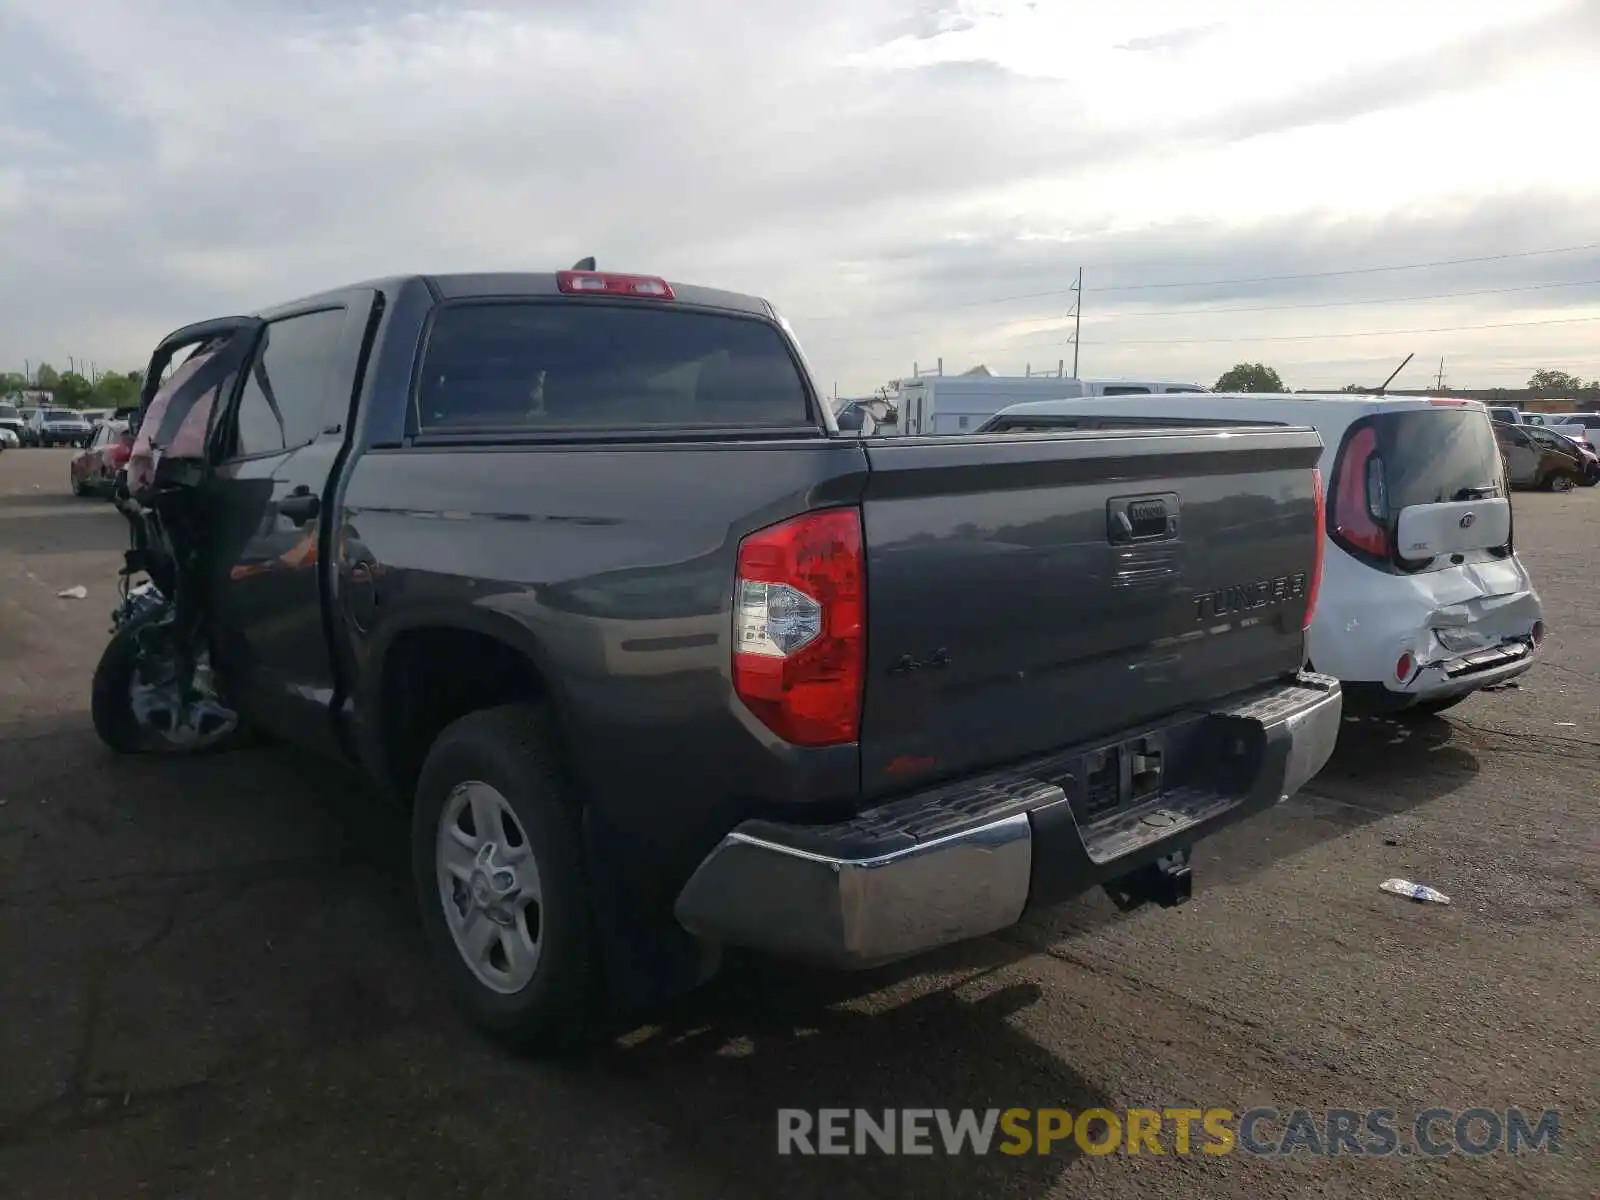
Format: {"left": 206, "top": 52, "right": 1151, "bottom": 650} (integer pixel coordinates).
{"left": 1459, "top": 512, "right": 1476, "bottom": 529}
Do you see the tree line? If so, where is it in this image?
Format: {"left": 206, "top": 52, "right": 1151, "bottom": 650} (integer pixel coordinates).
{"left": 2, "top": 363, "right": 144, "bottom": 409}
{"left": 1214, "top": 363, "right": 1600, "bottom": 397}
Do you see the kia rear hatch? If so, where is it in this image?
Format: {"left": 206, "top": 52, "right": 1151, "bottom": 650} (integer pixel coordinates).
{"left": 1329, "top": 406, "right": 1511, "bottom": 569}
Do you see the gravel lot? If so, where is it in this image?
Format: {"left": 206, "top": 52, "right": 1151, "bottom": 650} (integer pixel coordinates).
{"left": 1, "top": 446, "right": 1594, "bottom": 1199}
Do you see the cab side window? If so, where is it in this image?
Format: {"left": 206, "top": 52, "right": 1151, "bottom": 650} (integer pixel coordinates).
{"left": 229, "top": 309, "right": 349, "bottom": 458}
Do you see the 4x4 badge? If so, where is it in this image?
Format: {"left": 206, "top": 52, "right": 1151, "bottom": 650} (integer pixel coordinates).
{"left": 1459, "top": 512, "right": 1477, "bottom": 529}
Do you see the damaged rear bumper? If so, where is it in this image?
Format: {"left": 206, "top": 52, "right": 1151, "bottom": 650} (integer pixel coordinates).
{"left": 673, "top": 672, "right": 1341, "bottom": 969}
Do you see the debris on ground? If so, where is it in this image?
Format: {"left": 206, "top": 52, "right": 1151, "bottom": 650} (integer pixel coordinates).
{"left": 1380, "top": 878, "right": 1450, "bottom": 905}
{"left": 1481, "top": 681, "right": 1521, "bottom": 692}
{"left": 56, "top": 585, "right": 88, "bottom": 600}
{"left": 1555, "top": 722, "right": 1576, "bottom": 727}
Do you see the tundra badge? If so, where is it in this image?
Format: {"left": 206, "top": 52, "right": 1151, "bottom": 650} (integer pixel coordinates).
{"left": 1193, "top": 572, "right": 1308, "bottom": 621}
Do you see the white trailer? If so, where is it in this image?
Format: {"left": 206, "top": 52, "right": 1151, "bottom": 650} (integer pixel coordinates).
{"left": 881, "top": 373, "right": 1209, "bottom": 436}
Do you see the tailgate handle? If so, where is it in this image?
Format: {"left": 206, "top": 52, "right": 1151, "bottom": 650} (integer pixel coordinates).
{"left": 1108, "top": 493, "right": 1179, "bottom": 543}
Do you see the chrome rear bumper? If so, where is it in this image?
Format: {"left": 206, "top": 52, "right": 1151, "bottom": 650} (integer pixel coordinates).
{"left": 674, "top": 672, "right": 1342, "bottom": 968}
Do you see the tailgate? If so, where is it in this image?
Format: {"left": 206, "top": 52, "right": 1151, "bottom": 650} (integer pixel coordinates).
{"left": 858, "top": 426, "right": 1323, "bottom": 796}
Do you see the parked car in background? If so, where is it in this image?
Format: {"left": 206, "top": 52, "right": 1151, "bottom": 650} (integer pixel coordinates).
{"left": 1521, "top": 413, "right": 1590, "bottom": 443}
{"left": 1521, "top": 424, "right": 1600, "bottom": 486}
{"left": 981, "top": 392, "right": 1544, "bottom": 717}
{"left": 27, "top": 407, "right": 93, "bottom": 447}
{"left": 76, "top": 409, "right": 113, "bottom": 447}
{"left": 1494, "top": 421, "right": 1587, "bottom": 492}
{"left": 17, "top": 407, "right": 41, "bottom": 446}
{"left": 1541, "top": 412, "right": 1600, "bottom": 438}
{"left": 70, "top": 420, "right": 133, "bottom": 496}
{"left": 0, "top": 427, "right": 17, "bottom": 451}
{"left": 1487, "top": 406, "right": 1524, "bottom": 425}
{"left": 0, "top": 402, "right": 25, "bottom": 447}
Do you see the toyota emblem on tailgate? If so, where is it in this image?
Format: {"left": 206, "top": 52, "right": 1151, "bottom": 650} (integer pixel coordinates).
{"left": 1459, "top": 512, "right": 1476, "bottom": 529}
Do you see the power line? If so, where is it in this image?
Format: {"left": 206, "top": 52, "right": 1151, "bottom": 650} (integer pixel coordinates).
{"left": 797, "top": 240, "right": 1600, "bottom": 321}
{"left": 802, "top": 277, "right": 1600, "bottom": 345}
{"left": 946, "top": 313, "right": 1600, "bottom": 355}
{"left": 1068, "top": 277, "right": 1600, "bottom": 321}
{"left": 1084, "top": 243, "right": 1600, "bottom": 296}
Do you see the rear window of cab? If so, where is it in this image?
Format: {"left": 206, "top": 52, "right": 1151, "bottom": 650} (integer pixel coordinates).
{"left": 416, "top": 302, "right": 813, "bottom": 433}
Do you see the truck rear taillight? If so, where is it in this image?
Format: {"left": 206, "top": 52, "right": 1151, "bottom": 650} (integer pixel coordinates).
{"left": 556, "top": 270, "right": 675, "bottom": 300}
{"left": 732, "top": 508, "right": 864, "bottom": 747}
{"left": 1304, "top": 467, "right": 1324, "bottom": 632}
{"left": 1330, "top": 425, "right": 1390, "bottom": 559}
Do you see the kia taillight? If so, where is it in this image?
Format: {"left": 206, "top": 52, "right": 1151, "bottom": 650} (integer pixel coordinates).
{"left": 732, "top": 509, "right": 865, "bottom": 746}
{"left": 1330, "top": 425, "right": 1389, "bottom": 559}
{"left": 1304, "top": 467, "right": 1324, "bottom": 631}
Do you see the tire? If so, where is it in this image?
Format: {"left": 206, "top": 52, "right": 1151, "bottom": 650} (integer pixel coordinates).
{"left": 1544, "top": 471, "right": 1577, "bottom": 493}
{"left": 91, "top": 617, "right": 245, "bottom": 755}
{"left": 70, "top": 471, "right": 86, "bottom": 497}
{"left": 1397, "top": 694, "right": 1467, "bottom": 718}
{"left": 411, "top": 703, "right": 600, "bottom": 1053}
{"left": 91, "top": 623, "right": 159, "bottom": 753}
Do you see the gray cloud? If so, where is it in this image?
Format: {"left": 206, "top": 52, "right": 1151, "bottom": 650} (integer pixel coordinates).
{"left": 1205, "top": 1, "right": 1600, "bottom": 143}
{"left": 791, "top": 192, "right": 1600, "bottom": 390}
{"left": 1116, "top": 23, "right": 1226, "bottom": 54}
{"left": 0, "top": 0, "right": 1596, "bottom": 396}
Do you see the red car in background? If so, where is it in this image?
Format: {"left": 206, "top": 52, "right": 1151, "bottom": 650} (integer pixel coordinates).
{"left": 70, "top": 420, "right": 133, "bottom": 498}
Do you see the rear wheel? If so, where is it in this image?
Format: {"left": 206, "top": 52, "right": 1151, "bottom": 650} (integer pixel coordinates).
{"left": 411, "top": 703, "right": 600, "bottom": 1053}
{"left": 1544, "top": 470, "right": 1577, "bottom": 492}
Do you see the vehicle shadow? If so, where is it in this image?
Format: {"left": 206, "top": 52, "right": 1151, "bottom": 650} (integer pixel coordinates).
{"left": 581, "top": 952, "right": 1104, "bottom": 1197}
{"left": 5, "top": 701, "right": 1482, "bottom": 1199}
{"left": 2, "top": 711, "right": 1100, "bottom": 1197}
{"left": 1004, "top": 709, "right": 1479, "bottom": 947}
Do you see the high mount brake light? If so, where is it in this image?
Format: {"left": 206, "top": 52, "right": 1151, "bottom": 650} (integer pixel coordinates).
{"left": 732, "top": 509, "right": 865, "bottom": 747}
{"left": 1304, "top": 467, "right": 1324, "bottom": 632}
{"left": 556, "top": 270, "right": 675, "bottom": 300}
{"left": 1331, "top": 425, "right": 1390, "bottom": 559}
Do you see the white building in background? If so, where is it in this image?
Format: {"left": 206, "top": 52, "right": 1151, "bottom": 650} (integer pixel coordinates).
{"left": 875, "top": 362, "right": 1208, "bottom": 436}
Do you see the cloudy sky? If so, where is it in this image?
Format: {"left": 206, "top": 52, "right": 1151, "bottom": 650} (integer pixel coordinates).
{"left": 2, "top": 0, "right": 1597, "bottom": 395}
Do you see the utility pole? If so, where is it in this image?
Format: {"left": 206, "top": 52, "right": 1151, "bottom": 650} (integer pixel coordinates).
{"left": 1433, "top": 357, "right": 1446, "bottom": 392}
{"left": 1067, "top": 267, "right": 1083, "bottom": 377}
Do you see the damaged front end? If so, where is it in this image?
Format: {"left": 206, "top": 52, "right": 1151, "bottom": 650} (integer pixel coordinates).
{"left": 109, "top": 579, "right": 239, "bottom": 751}
{"left": 93, "top": 315, "right": 262, "bottom": 756}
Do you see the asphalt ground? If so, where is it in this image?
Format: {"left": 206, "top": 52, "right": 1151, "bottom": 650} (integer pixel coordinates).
{"left": 0, "top": 446, "right": 1594, "bottom": 1199}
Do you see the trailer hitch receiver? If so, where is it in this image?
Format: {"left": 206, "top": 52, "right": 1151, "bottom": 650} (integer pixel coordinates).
{"left": 1105, "top": 849, "right": 1193, "bottom": 912}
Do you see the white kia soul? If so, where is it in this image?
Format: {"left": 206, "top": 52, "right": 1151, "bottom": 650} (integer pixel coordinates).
{"left": 980, "top": 393, "right": 1545, "bottom": 716}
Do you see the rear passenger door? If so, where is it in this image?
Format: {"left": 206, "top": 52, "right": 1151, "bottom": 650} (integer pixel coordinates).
{"left": 206, "top": 292, "right": 376, "bottom": 759}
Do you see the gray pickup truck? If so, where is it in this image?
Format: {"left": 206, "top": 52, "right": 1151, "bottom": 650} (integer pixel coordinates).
{"left": 94, "top": 267, "right": 1341, "bottom": 1050}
